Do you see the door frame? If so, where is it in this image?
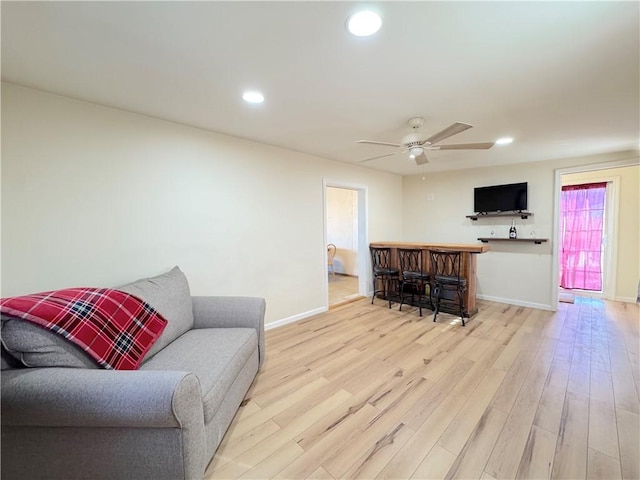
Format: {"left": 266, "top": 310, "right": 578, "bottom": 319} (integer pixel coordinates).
{"left": 322, "top": 180, "right": 369, "bottom": 307}
{"left": 552, "top": 157, "right": 638, "bottom": 305}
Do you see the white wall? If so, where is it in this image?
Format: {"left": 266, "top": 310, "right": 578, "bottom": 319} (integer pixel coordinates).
{"left": 402, "top": 151, "right": 639, "bottom": 309}
{"left": 1, "top": 83, "right": 403, "bottom": 325}
{"left": 326, "top": 187, "right": 358, "bottom": 276}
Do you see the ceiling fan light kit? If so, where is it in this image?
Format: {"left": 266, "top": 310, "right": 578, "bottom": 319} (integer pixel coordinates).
{"left": 357, "top": 117, "right": 497, "bottom": 165}
{"left": 409, "top": 147, "right": 423, "bottom": 158}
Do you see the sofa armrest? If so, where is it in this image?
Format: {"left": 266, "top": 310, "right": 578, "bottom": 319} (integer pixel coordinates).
{"left": 1, "top": 368, "right": 204, "bottom": 429}
{"left": 191, "top": 296, "right": 265, "bottom": 367}
{"left": 2, "top": 368, "right": 208, "bottom": 480}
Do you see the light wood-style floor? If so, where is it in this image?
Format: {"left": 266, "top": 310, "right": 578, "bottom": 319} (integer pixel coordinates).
{"left": 328, "top": 274, "right": 360, "bottom": 307}
{"left": 205, "top": 297, "right": 640, "bottom": 480}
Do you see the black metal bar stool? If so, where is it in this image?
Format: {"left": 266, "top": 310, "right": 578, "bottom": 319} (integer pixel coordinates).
{"left": 429, "top": 249, "right": 467, "bottom": 326}
{"left": 398, "top": 248, "right": 431, "bottom": 317}
{"left": 369, "top": 247, "right": 399, "bottom": 308}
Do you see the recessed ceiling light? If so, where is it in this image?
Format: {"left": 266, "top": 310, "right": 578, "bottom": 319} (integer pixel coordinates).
{"left": 347, "top": 11, "right": 382, "bottom": 37}
{"left": 242, "top": 91, "right": 264, "bottom": 104}
{"left": 496, "top": 137, "right": 514, "bottom": 145}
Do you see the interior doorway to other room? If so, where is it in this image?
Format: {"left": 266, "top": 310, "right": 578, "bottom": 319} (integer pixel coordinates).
{"left": 326, "top": 186, "right": 360, "bottom": 307}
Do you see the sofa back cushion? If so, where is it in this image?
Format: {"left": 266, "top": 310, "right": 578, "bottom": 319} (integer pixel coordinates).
{"left": 118, "top": 266, "right": 194, "bottom": 360}
{"left": 1, "top": 317, "right": 99, "bottom": 368}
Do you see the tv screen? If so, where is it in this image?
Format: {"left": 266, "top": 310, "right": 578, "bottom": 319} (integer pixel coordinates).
{"left": 474, "top": 182, "right": 527, "bottom": 213}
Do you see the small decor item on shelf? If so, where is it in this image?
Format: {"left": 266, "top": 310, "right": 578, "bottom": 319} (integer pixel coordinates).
{"left": 509, "top": 219, "right": 517, "bottom": 239}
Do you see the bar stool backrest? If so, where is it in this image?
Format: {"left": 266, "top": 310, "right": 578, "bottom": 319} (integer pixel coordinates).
{"left": 429, "top": 250, "right": 462, "bottom": 280}
{"left": 370, "top": 247, "right": 392, "bottom": 271}
{"left": 398, "top": 248, "right": 423, "bottom": 275}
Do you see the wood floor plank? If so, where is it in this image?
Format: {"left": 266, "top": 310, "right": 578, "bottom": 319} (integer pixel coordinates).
{"left": 515, "top": 425, "right": 558, "bottom": 480}
{"left": 480, "top": 473, "right": 498, "bottom": 480}
{"left": 588, "top": 399, "right": 619, "bottom": 459}
{"left": 533, "top": 343, "right": 573, "bottom": 435}
{"left": 238, "top": 441, "right": 305, "bottom": 480}
{"left": 616, "top": 408, "right": 640, "bottom": 480}
{"left": 209, "top": 419, "right": 281, "bottom": 472}
{"left": 540, "top": 304, "right": 568, "bottom": 340}
{"left": 271, "top": 379, "right": 345, "bottom": 427}
{"left": 209, "top": 389, "right": 352, "bottom": 479}
{"left": 306, "top": 467, "right": 335, "bottom": 480}
{"left": 410, "top": 444, "right": 457, "bottom": 480}
{"left": 322, "top": 373, "right": 437, "bottom": 478}
{"left": 337, "top": 422, "right": 415, "bottom": 479}
{"left": 251, "top": 370, "right": 322, "bottom": 408}
{"left": 276, "top": 404, "right": 380, "bottom": 479}
{"left": 485, "top": 335, "right": 558, "bottom": 479}
{"left": 331, "top": 356, "right": 400, "bottom": 396}
{"left": 399, "top": 357, "right": 473, "bottom": 429}
{"left": 628, "top": 351, "right": 640, "bottom": 393}
{"left": 295, "top": 369, "right": 430, "bottom": 452}
{"left": 212, "top": 399, "right": 264, "bottom": 457}
{"left": 489, "top": 340, "right": 542, "bottom": 413}
{"left": 551, "top": 391, "right": 589, "bottom": 480}
{"left": 444, "top": 407, "right": 508, "bottom": 480}
{"left": 438, "top": 368, "right": 506, "bottom": 455}
{"left": 567, "top": 344, "right": 592, "bottom": 398}
{"left": 377, "top": 391, "right": 468, "bottom": 479}
{"left": 485, "top": 378, "right": 548, "bottom": 479}
{"left": 534, "top": 381, "right": 568, "bottom": 435}
{"left": 590, "top": 367, "right": 615, "bottom": 408}
{"left": 295, "top": 396, "right": 375, "bottom": 452}
{"left": 587, "top": 448, "right": 622, "bottom": 480}
{"left": 610, "top": 345, "right": 640, "bottom": 414}
{"left": 463, "top": 337, "right": 493, "bottom": 361}
{"left": 423, "top": 334, "right": 481, "bottom": 383}
{"left": 234, "top": 377, "right": 329, "bottom": 436}
{"left": 453, "top": 341, "right": 505, "bottom": 397}
{"left": 491, "top": 329, "right": 534, "bottom": 372}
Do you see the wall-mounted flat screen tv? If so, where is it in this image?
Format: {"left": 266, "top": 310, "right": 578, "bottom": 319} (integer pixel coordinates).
{"left": 474, "top": 182, "right": 527, "bottom": 214}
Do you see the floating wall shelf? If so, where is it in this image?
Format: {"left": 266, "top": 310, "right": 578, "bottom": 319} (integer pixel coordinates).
{"left": 478, "top": 237, "right": 548, "bottom": 245}
{"left": 466, "top": 212, "right": 533, "bottom": 220}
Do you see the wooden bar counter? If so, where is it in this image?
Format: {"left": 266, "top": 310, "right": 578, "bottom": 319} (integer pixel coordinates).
{"left": 370, "top": 242, "right": 489, "bottom": 317}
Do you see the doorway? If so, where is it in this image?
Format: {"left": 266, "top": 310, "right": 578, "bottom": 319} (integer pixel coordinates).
{"left": 559, "top": 181, "right": 608, "bottom": 295}
{"left": 323, "top": 182, "right": 368, "bottom": 307}
{"left": 553, "top": 161, "right": 633, "bottom": 305}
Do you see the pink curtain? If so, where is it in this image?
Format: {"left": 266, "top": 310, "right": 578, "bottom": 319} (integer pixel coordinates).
{"left": 560, "top": 182, "right": 606, "bottom": 291}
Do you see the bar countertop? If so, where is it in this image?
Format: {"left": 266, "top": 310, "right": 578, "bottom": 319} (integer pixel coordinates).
{"left": 369, "top": 241, "right": 490, "bottom": 254}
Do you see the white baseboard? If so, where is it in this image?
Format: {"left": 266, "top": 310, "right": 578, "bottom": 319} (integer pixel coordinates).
{"left": 615, "top": 296, "right": 638, "bottom": 304}
{"left": 476, "top": 294, "right": 555, "bottom": 311}
{"left": 265, "top": 306, "right": 328, "bottom": 331}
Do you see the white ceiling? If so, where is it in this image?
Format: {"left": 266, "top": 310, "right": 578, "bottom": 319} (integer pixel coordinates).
{"left": 2, "top": 1, "right": 639, "bottom": 175}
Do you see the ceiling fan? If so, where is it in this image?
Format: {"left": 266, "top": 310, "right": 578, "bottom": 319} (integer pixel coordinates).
{"left": 357, "top": 117, "right": 494, "bottom": 165}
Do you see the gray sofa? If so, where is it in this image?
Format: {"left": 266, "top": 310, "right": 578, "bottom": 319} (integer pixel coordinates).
{"left": 1, "top": 267, "right": 265, "bottom": 480}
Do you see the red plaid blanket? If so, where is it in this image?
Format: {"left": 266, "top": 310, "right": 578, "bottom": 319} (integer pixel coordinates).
{"left": 0, "top": 288, "right": 167, "bottom": 370}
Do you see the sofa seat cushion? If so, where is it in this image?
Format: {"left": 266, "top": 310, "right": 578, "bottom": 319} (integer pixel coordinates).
{"left": 140, "top": 328, "right": 257, "bottom": 424}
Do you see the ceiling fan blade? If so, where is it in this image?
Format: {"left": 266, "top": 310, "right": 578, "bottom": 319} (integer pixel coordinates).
{"left": 414, "top": 152, "right": 429, "bottom": 165}
{"left": 423, "top": 122, "right": 473, "bottom": 145}
{"left": 358, "top": 150, "right": 404, "bottom": 163}
{"left": 356, "top": 140, "right": 403, "bottom": 148}
{"left": 430, "top": 142, "right": 495, "bottom": 150}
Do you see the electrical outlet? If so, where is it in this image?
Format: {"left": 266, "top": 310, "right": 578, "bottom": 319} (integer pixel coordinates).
{"left": 426, "top": 193, "right": 435, "bottom": 201}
